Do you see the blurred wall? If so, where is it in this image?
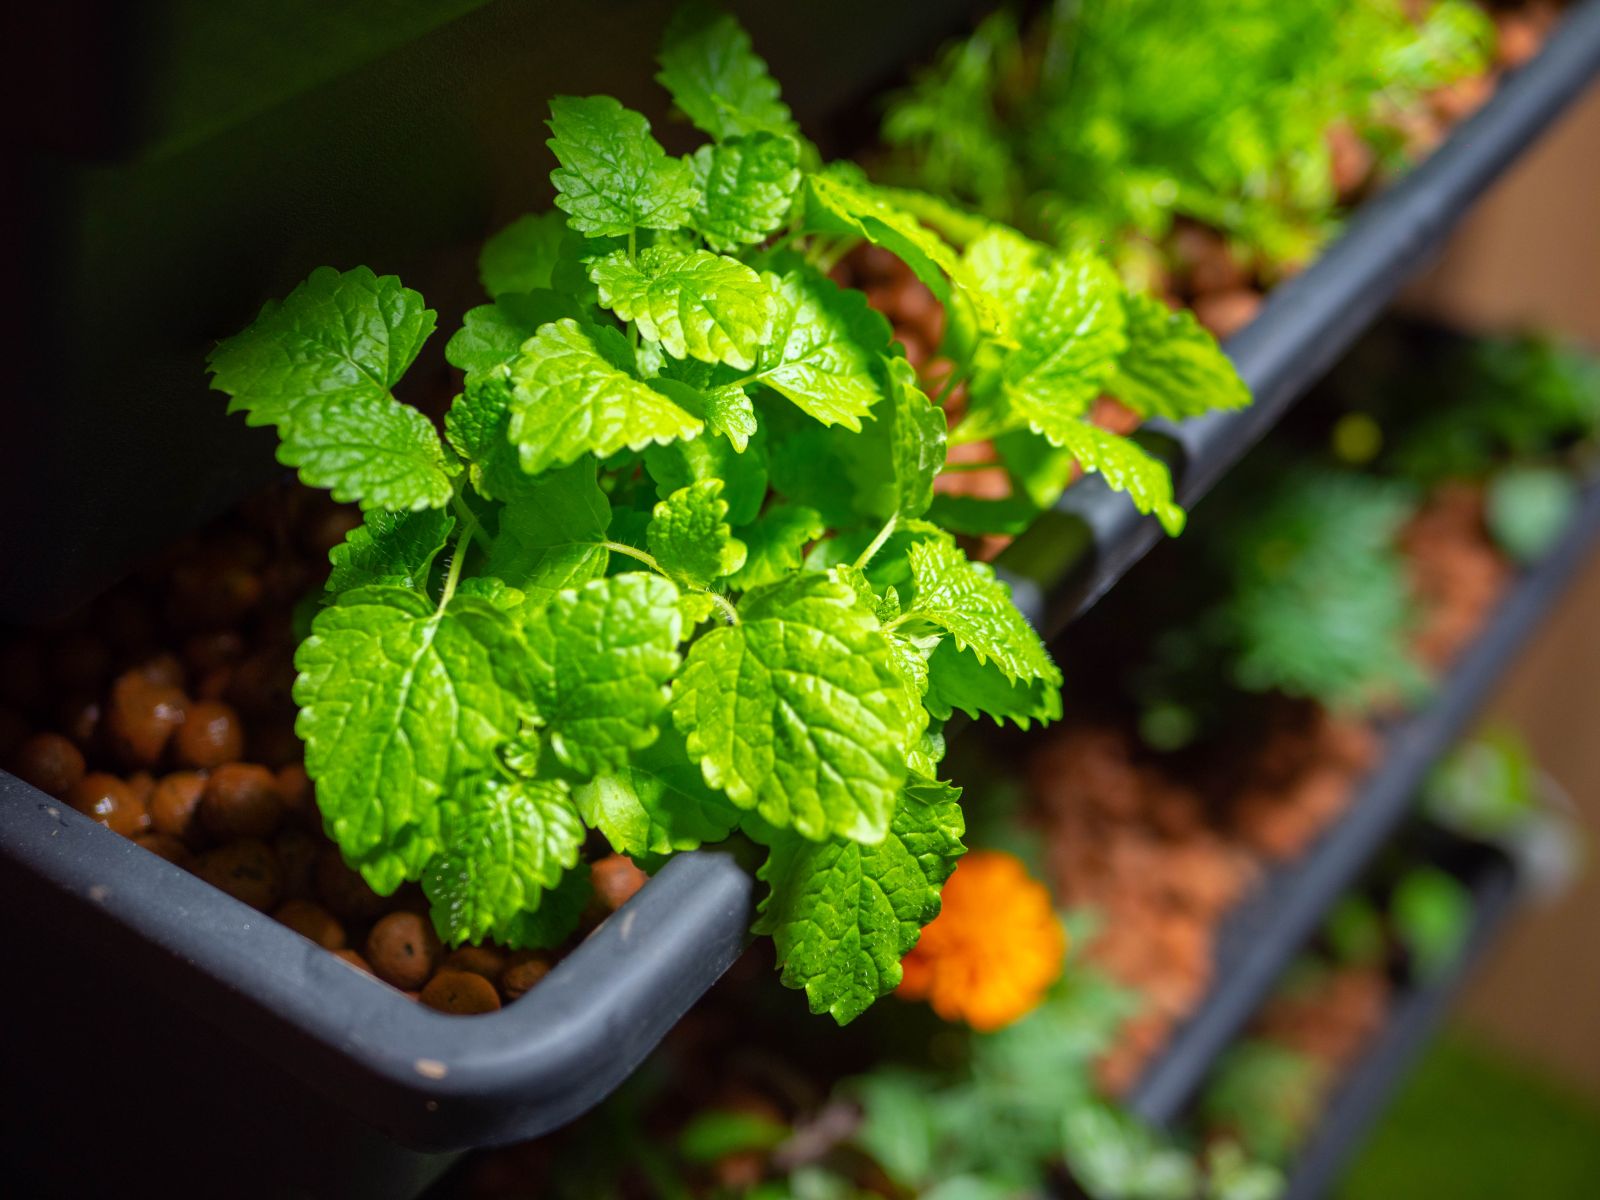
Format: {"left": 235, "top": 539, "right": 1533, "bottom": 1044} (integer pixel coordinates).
{"left": 1405, "top": 78, "right": 1600, "bottom": 1099}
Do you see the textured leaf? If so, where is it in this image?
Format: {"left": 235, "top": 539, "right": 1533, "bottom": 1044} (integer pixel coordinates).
{"left": 923, "top": 639, "right": 1062, "bottom": 729}
{"left": 671, "top": 573, "right": 921, "bottom": 842}
{"left": 207, "top": 266, "right": 451, "bottom": 510}
{"left": 444, "top": 291, "right": 581, "bottom": 384}
{"left": 904, "top": 537, "right": 1058, "bottom": 686}
{"left": 590, "top": 245, "right": 774, "bottom": 370}
{"left": 753, "top": 266, "right": 892, "bottom": 428}
{"left": 524, "top": 572, "right": 683, "bottom": 775}
{"left": 479, "top": 211, "right": 568, "bottom": 298}
{"left": 574, "top": 727, "right": 741, "bottom": 858}
{"left": 506, "top": 318, "right": 703, "bottom": 475}
{"left": 1110, "top": 290, "right": 1250, "bottom": 420}
{"left": 963, "top": 249, "right": 1127, "bottom": 444}
{"left": 294, "top": 587, "right": 535, "bottom": 891}
{"left": 546, "top": 95, "right": 698, "bottom": 237}
{"left": 656, "top": 6, "right": 796, "bottom": 142}
{"left": 728, "top": 504, "right": 826, "bottom": 591}
{"left": 644, "top": 431, "right": 768, "bottom": 525}
{"left": 962, "top": 227, "right": 1047, "bottom": 327}
{"left": 705, "top": 383, "right": 758, "bottom": 452}
{"left": 1040, "top": 422, "right": 1185, "bottom": 536}
{"left": 802, "top": 168, "right": 1001, "bottom": 335}
{"left": 484, "top": 458, "right": 612, "bottom": 611}
{"left": 501, "top": 864, "right": 592, "bottom": 950}
{"left": 423, "top": 775, "right": 584, "bottom": 946}
{"left": 326, "top": 509, "right": 455, "bottom": 596}
{"left": 647, "top": 479, "right": 748, "bottom": 587}
{"left": 445, "top": 371, "right": 532, "bottom": 500}
{"left": 880, "top": 355, "right": 947, "bottom": 518}
{"left": 753, "top": 778, "right": 966, "bottom": 1024}
{"left": 691, "top": 133, "right": 802, "bottom": 251}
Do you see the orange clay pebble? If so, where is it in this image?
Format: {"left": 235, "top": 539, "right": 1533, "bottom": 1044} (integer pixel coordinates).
{"left": 195, "top": 838, "right": 283, "bottom": 911}
{"left": 273, "top": 899, "right": 346, "bottom": 950}
{"left": 499, "top": 951, "right": 551, "bottom": 1001}
{"left": 126, "top": 770, "right": 156, "bottom": 805}
{"left": 274, "top": 764, "right": 313, "bottom": 823}
{"left": 133, "top": 832, "right": 192, "bottom": 869}
{"left": 274, "top": 828, "right": 322, "bottom": 900}
{"left": 173, "top": 700, "right": 244, "bottom": 768}
{"left": 106, "top": 671, "right": 187, "bottom": 767}
{"left": 365, "top": 911, "right": 442, "bottom": 991}
{"left": 315, "top": 847, "right": 390, "bottom": 921}
{"left": 334, "top": 948, "right": 374, "bottom": 974}
{"left": 420, "top": 969, "right": 502, "bottom": 1015}
{"left": 133, "top": 653, "right": 187, "bottom": 690}
{"left": 200, "top": 763, "right": 283, "bottom": 840}
{"left": 66, "top": 772, "right": 151, "bottom": 837}
{"left": 590, "top": 854, "right": 648, "bottom": 911}
{"left": 149, "top": 771, "right": 207, "bottom": 844}
{"left": 442, "top": 945, "right": 508, "bottom": 982}
{"left": 11, "top": 732, "right": 86, "bottom": 797}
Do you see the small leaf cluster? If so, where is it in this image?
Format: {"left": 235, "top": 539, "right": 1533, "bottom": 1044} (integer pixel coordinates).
{"left": 1133, "top": 468, "right": 1427, "bottom": 740}
{"left": 883, "top": 0, "right": 1493, "bottom": 269}
{"left": 207, "top": 7, "right": 1244, "bottom": 1022}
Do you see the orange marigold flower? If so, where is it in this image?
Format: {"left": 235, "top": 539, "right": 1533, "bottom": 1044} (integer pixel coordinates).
{"left": 897, "top": 849, "right": 1067, "bottom": 1032}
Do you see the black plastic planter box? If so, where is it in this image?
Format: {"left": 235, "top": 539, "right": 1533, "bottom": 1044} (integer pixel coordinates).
{"left": 1124, "top": 482, "right": 1600, "bottom": 1126}
{"left": 1279, "top": 835, "right": 1520, "bottom": 1200}
{"left": 4, "top": 5, "right": 1600, "bottom": 1199}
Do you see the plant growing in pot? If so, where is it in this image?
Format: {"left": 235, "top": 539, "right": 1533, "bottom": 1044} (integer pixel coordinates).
{"left": 203, "top": 6, "right": 1249, "bottom": 1024}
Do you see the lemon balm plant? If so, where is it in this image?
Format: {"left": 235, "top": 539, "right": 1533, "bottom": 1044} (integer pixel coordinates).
{"left": 205, "top": 8, "right": 1247, "bottom": 1023}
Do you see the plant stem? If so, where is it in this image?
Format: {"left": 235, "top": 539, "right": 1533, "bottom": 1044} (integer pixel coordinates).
{"left": 853, "top": 514, "right": 899, "bottom": 570}
{"left": 601, "top": 540, "right": 740, "bottom": 625}
{"left": 437, "top": 510, "right": 480, "bottom": 613}
{"left": 603, "top": 539, "right": 665, "bottom": 571}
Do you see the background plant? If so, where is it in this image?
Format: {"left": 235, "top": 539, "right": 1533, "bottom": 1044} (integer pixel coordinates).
{"left": 882, "top": 0, "right": 1492, "bottom": 273}
{"left": 206, "top": 6, "right": 1247, "bottom": 1022}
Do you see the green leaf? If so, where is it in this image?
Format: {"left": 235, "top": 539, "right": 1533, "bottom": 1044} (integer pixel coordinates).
{"left": 802, "top": 168, "right": 1002, "bottom": 336}
{"left": 728, "top": 504, "right": 827, "bottom": 591}
{"left": 546, "top": 95, "right": 698, "bottom": 238}
{"left": 753, "top": 777, "right": 965, "bottom": 1024}
{"left": 479, "top": 211, "right": 568, "bottom": 298}
{"left": 501, "top": 865, "right": 592, "bottom": 950}
{"left": 423, "top": 774, "right": 584, "bottom": 946}
{"left": 706, "top": 382, "right": 758, "bottom": 452}
{"left": 647, "top": 479, "right": 748, "bottom": 587}
{"left": 326, "top": 509, "right": 455, "bottom": 596}
{"left": 1110, "top": 290, "right": 1250, "bottom": 420}
{"left": 506, "top": 318, "right": 704, "bottom": 475}
{"left": 656, "top": 5, "right": 796, "bottom": 142}
{"left": 1043, "top": 423, "right": 1185, "bottom": 535}
{"left": 294, "top": 587, "right": 535, "bottom": 891}
{"left": 484, "top": 458, "right": 612, "bottom": 611}
{"left": 963, "top": 249, "right": 1127, "bottom": 444}
{"left": 573, "top": 726, "right": 741, "bottom": 858}
{"left": 590, "top": 245, "right": 774, "bottom": 370}
{"left": 880, "top": 355, "right": 948, "bottom": 518}
{"left": 963, "top": 227, "right": 1047, "bottom": 329}
{"left": 671, "top": 573, "right": 921, "bottom": 843}
{"left": 444, "top": 370, "right": 532, "bottom": 500}
{"left": 524, "top": 572, "right": 683, "bottom": 775}
{"left": 644, "top": 431, "right": 768, "bottom": 526}
{"left": 207, "top": 266, "right": 452, "bottom": 511}
{"left": 445, "top": 290, "right": 582, "bottom": 384}
{"left": 690, "top": 132, "right": 802, "bottom": 251}
{"left": 924, "top": 640, "right": 1062, "bottom": 729}
{"left": 904, "top": 536, "right": 1059, "bottom": 686}
{"left": 754, "top": 265, "right": 892, "bottom": 429}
